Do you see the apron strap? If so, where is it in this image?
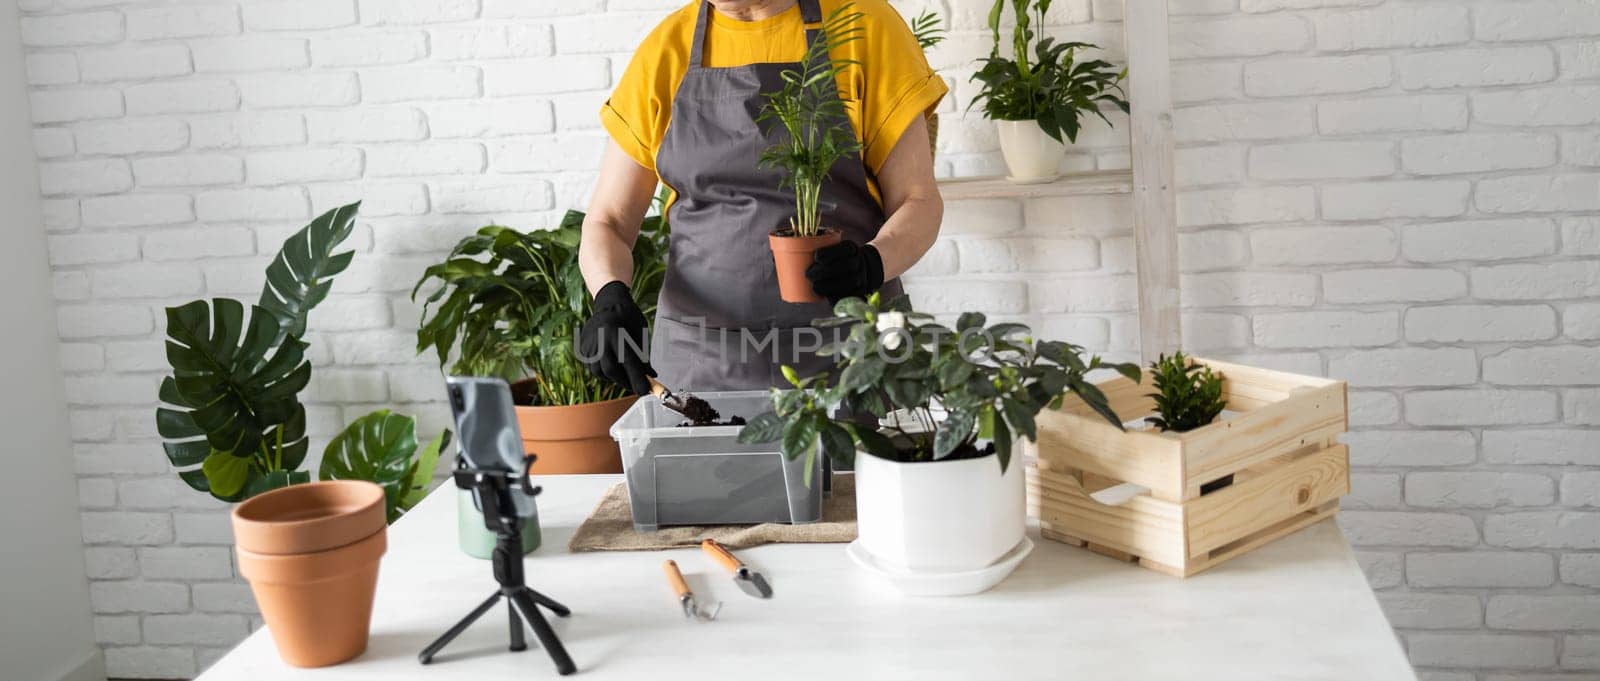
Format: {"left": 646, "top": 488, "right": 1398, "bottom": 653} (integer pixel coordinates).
{"left": 692, "top": 0, "right": 826, "bottom": 68}
{"left": 800, "top": 0, "right": 823, "bottom": 49}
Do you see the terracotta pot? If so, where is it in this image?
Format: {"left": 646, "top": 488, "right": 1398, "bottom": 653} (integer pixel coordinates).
{"left": 769, "top": 229, "right": 842, "bottom": 304}
{"left": 232, "top": 480, "right": 385, "bottom": 555}
{"left": 516, "top": 395, "right": 638, "bottom": 474}
{"left": 236, "top": 530, "right": 386, "bottom": 668}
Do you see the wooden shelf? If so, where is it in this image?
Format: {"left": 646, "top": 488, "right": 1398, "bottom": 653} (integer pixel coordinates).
{"left": 937, "top": 169, "right": 1134, "bottom": 201}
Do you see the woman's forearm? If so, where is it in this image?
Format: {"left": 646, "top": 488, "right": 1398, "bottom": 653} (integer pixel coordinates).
{"left": 580, "top": 214, "right": 638, "bottom": 294}
{"left": 870, "top": 192, "right": 942, "bottom": 280}
{"left": 580, "top": 142, "right": 660, "bottom": 296}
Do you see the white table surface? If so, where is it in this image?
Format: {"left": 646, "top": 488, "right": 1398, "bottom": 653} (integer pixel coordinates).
{"left": 200, "top": 475, "right": 1416, "bottom": 681}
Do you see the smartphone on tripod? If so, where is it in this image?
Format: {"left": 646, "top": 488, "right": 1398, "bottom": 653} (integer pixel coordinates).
{"left": 445, "top": 376, "right": 534, "bottom": 517}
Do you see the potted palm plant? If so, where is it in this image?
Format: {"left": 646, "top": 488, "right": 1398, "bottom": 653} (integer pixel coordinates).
{"left": 760, "top": 4, "right": 866, "bottom": 303}
{"left": 413, "top": 201, "right": 670, "bottom": 474}
{"left": 971, "top": 0, "right": 1129, "bottom": 182}
{"left": 739, "top": 294, "right": 1137, "bottom": 594}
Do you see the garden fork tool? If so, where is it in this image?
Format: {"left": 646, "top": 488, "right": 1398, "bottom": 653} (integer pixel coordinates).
{"left": 702, "top": 539, "right": 773, "bottom": 599}
{"left": 663, "top": 560, "right": 720, "bottom": 622}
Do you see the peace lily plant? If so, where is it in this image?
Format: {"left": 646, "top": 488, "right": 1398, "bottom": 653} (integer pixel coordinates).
{"left": 739, "top": 294, "right": 1138, "bottom": 593}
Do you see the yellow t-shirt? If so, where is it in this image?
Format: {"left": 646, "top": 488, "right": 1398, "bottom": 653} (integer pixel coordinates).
{"left": 600, "top": 0, "right": 946, "bottom": 199}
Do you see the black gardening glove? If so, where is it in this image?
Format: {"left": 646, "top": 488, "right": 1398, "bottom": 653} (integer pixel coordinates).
{"left": 578, "top": 281, "right": 655, "bottom": 396}
{"left": 805, "top": 241, "right": 885, "bottom": 305}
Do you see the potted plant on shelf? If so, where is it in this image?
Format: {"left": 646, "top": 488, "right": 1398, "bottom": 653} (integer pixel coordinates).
{"left": 413, "top": 199, "right": 671, "bottom": 474}
{"left": 971, "top": 0, "right": 1129, "bottom": 183}
{"left": 909, "top": 9, "right": 947, "bottom": 157}
{"left": 738, "top": 294, "right": 1137, "bottom": 594}
{"left": 760, "top": 4, "right": 865, "bottom": 303}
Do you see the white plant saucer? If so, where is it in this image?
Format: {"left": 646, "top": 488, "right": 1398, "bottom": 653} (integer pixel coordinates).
{"left": 1004, "top": 175, "right": 1059, "bottom": 185}
{"left": 846, "top": 537, "right": 1034, "bottom": 597}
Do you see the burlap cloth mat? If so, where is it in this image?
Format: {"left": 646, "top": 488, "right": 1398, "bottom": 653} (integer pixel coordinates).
{"left": 567, "top": 474, "right": 857, "bottom": 552}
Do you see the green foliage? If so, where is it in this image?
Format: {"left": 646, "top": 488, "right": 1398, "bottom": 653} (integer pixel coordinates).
{"left": 758, "top": 3, "right": 865, "bottom": 238}
{"left": 1145, "top": 352, "right": 1227, "bottom": 433}
{"left": 910, "top": 10, "right": 946, "bottom": 50}
{"left": 412, "top": 190, "right": 672, "bottom": 406}
{"left": 738, "top": 294, "right": 1139, "bottom": 475}
{"left": 970, "top": 0, "right": 1129, "bottom": 144}
{"left": 319, "top": 410, "right": 451, "bottom": 523}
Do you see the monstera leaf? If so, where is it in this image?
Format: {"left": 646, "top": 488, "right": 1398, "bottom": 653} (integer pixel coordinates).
{"left": 320, "top": 410, "right": 451, "bottom": 523}
{"left": 259, "top": 201, "right": 360, "bottom": 346}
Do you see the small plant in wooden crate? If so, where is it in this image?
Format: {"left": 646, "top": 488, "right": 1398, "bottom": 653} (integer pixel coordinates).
{"left": 1027, "top": 357, "right": 1349, "bottom": 577}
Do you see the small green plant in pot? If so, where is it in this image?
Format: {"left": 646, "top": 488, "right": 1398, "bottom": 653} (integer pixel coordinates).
{"left": 971, "top": 0, "right": 1129, "bottom": 182}
{"left": 738, "top": 294, "right": 1137, "bottom": 592}
{"left": 1145, "top": 351, "right": 1232, "bottom": 492}
{"left": 760, "top": 3, "right": 865, "bottom": 303}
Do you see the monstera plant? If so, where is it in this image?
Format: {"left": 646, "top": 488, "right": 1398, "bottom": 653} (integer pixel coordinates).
{"left": 157, "top": 202, "right": 449, "bottom": 516}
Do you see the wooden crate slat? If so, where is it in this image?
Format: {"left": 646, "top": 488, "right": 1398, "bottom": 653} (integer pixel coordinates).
{"left": 1182, "top": 381, "right": 1347, "bottom": 495}
{"left": 1201, "top": 357, "right": 1341, "bottom": 391}
{"left": 1036, "top": 409, "right": 1185, "bottom": 501}
{"left": 1030, "top": 468, "right": 1187, "bottom": 567}
{"left": 1184, "top": 445, "right": 1351, "bottom": 558}
{"left": 1176, "top": 502, "right": 1340, "bottom": 577}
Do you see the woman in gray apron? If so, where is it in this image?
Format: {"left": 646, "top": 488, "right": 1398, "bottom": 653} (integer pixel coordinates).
{"left": 578, "top": 0, "right": 945, "bottom": 394}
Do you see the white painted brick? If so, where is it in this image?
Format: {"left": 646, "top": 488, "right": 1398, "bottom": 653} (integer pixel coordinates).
{"left": 1567, "top": 391, "right": 1600, "bottom": 426}
{"left": 191, "top": 37, "right": 309, "bottom": 73}
{"left": 1566, "top": 130, "right": 1600, "bottom": 167}
{"left": 1379, "top": 593, "right": 1482, "bottom": 629}
{"left": 1407, "top": 305, "right": 1557, "bottom": 343}
{"left": 26, "top": 52, "right": 78, "bottom": 85}
{"left": 1324, "top": 268, "right": 1465, "bottom": 305}
{"left": 1323, "top": 180, "right": 1470, "bottom": 221}
{"left": 1339, "top": 511, "right": 1478, "bottom": 547}
{"left": 174, "top": 512, "right": 233, "bottom": 545}
{"left": 1563, "top": 472, "right": 1600, "bottom": 507}
{"left": 1181, "top": 272, "right": 1317, "bottom": 308}
{"left": 1407, "top": 634, "right": 1555, "bottom": 670}
{"left": 1244, "top": 55, "right": 1391, "bottom": 98}
{"left": 432, "top": 24, "right": 552, "bottom": 60}
{"left": 1484, "top": 430, "right": 1600, "bottom": 466}
{"left": 1036, "top": 316, "right": 1111, "bottom": 352}
{"left": 1488, "top": 596, "right": 1600, "bottom": 631}
{"left": 242, "top": 0, "right": 357, "bottom": 31}
{"left": 1029, "top": 275, "right": 1137, "bottom": 313}
{"left": 903, "top": 239, "right": 958, "bottom": 278}
{"left": 1476, "top": 86, "right": 1600, "bottom": 127}
{"left": 330, "top": 330, "right": 426, "bottom": 366}
{"left": 307, "top": 368, "right": 389, "bottom": 402}
{"left": 427, "top": 100, "right": 554, "bottom": 138}
{"left": 33, "top": 128, "right": 74, "bottom": 159}
{"left": 239, "top": 73, "right": 360, "bottom": 109}
{"left": 82, "top": 194, "right": 196, "bottom": 228}
{"left": 127, "top": 5, "right": 238, "bottom": 40}
{"left": 1476, "top": 0, "right": 1600, "bottom": 41}
{"left": 1409, "top": 552, "right": 1556, "bottom": 588}
{"left": 1346, "top": 473, "right": 1400, "bottom": 509}
{"left": 311, "top": 32, "right": 428, "bottom": 66}
{"left": 143, "top": 227, "right": 255, "bottom": 261}
{"left": 95, "top": 615, "right": 141, "bottom": 645}
{"left": 1348, "top": 391, "right": 1399, "bottom": 427}
{"left": 31, "top": 88, "right": 122, "bottom": 123}
{"left": 1562, "top": 218, "right": 1600, "bottom": 255}
{"left": 39, "top": 159, "right": 131, "bottom": 196}
{"left": 1174, "top": 146, "right": 1245, "bottom": 188}
{"left": 484, "top": 58, "right": 610, "bottom": 95}
{"left": 75, "top": 441, "right": 172, "bottom": 474}
{"left": 362, "top": 65, "right": 481, "bottom": 103}
{"left": 82, "top": 511, "right": 172, "bottom": 545}
{"left": 957, "top": 237, "right": 1098, "bottom": 274}
{"left": 1022, "top": 195, "right": 1126, "bottom": 235}
{"left": 190, "top": 113, "right": 307, "bottom": 149}
{"left": 1407, "top": 390, "right": 1558, "bottom": 427}
{"left": 126, "top": 80, "right": 241, "bottom": 115}
{"left": 1563, "top": 555, "right": 1600, "bottom": 587}
{"left": 76, "top": 119, "right": 188, "bottom": 156}
{"left": 1172, "top": 15, "right": 1308, "bottom": 59}
{"left": 310, "top": 183, "right": 428, "bottom": 218}
{"left": 1176, "top": 230, "right": 1246, "bottom": 272}
{"left": 1210, "top": 352, "right": 1324, "bottom": 376}
{"left": 1178, "top": 186, "right": 1315, "bottom": 227}
{"left": 307, "top": 108, "right": 426, "bottom": 143}
{"left": 1566, "top": 303, "right": 1600, "bottom": 340}
{"left": 104, "top": 647, "right": 195, "bottom": 679}
{"left": 489, "top": 135, "right": 606, "bottom": 173}
{"left": 430, "top": 181, "right": 551, "bottom": 214}
{"left": 56, "top": 304, "right": 153, "bottom": 338}
{"left": 1251, "top": 226, "right": 1396, "bottom": 266}
{"left": 1356, "top": 551, "right": 1403, "bottom": 589}
{"left": 1317, "top": 5, "right": 1469, "bottom": 50}
{"left": 1181, "top": 312, "right": 1251, "bottom": 351}
{"left": 20, "top": 11, "right": 122, "bottom": 46}
{"left": 78, "top": 477, "right": 114, "bottom": 508}
{"left": 139, "top": 546, "right": 234, "bottom": 581}
{"left": 1403, "top": 133, "right": 1558, "bottom": 176}
{"left": 1567, "top": 635, "right": 1600, "bottom": 669}
{"left": 104, "top": 341, "right": 169, "bottom": 372}
{"left": 1408, "top": 473, "right": 1556, "bottom": 509}
{"left": 900, "top": 280, "right": 1027, "bottom": 315}
{"left": 1401, "top": 47, "right": 1557, "bottom": 90}
{"left": 144, "top": 614, "right": 249, "bottom": 646}
{"left": 133, "top": 155, "right": 245, "bottom": 188}
{"left": 1559, "top": 41, "right": 1600, "bottom": 79}
{"left": 1331, "top": 348, "right": 1477, "bottom": 388}
{"left": 192, "top": 583, "right": 257, "bottom": 614}
{"left": 1479, "top": 174, "right": 1600, "bottom": 214}
{"left": 1486, "top": 346, "right": 1600, "bottom": 386}
{"left": 79, "top": 45, "right": 191, "bottom": 82}
{"left": 360, "top": 0, "right": 479, "bottom": 25}
{"left": 1176, "top": 101, "right": 1314, "bottom": 142}
{"left": 1319, "top": 95, "right": 1467, "bottom": 135}
{"left": 246, "top": 148, "right": 363, "bottom": 185}
{"left": 1403, "top": 219, "right": 1557, "bottom": 263}
{"left": 1473, "top": 262, "right": 1600, "bottom": 301}
{"left": 196, "top": 188, "right": 309, "bottom": 222}
{"left": 1253, "top": 310, "right": 1398, "bottom": 349}
{"left": 483, "top": 0, "right": 603, "bottom": 17}
{"left": 1170, "top": 62, "right": 1240, "bottom": 105}
{"left": 48, "top": 233, "right": 138, "bottom": 266}
{"left": 41, "top": 199, "right": 79, "bottom": 232}
{"left": 1248, "top": 141, "right": 1393, "bottom": 181}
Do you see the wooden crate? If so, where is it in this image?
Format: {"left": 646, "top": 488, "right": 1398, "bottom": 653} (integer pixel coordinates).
{"left": 1027, "top": 357, "right": 1349, "bottom": 577}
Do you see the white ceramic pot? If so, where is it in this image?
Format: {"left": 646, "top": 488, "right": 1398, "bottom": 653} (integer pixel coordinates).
{"left": 854, "top": 450, "right": 1026, "bottom": 574}
{"left": 995, "top": 120, "right": 1066, "bottom": 182}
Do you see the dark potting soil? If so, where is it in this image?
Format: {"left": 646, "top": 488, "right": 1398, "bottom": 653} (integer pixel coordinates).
{"left": 676, "top": 415, "right": 746, "bottom": 428}
{"left": 675, "top": 394, "right": 722, "bottom": 425}
{"left": 509, "top": 379, "right": 539, "bottom": 407}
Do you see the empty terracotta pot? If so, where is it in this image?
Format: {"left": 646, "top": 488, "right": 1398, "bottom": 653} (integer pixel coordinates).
{"left": 516, "top": 395, "right": 638, "bottom": 474}
{"left": 769, "top": 229, "right": 841, "bottom": 303}
{"left": 231, "top": 481, "right": 388, "bottom": 668}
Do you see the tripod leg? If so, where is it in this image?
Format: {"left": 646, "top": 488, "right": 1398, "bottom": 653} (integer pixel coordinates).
{"left": 510, "top": 590, "right": 577, "bottom": 676}
{"left": 522, "top": 587, "right": 571, "bottom": 617}
{"left": 508, "top": 600, "right": 526, "bottom": 652}
{"left": 418, "top": 592, "right": 502, "bottom": 665}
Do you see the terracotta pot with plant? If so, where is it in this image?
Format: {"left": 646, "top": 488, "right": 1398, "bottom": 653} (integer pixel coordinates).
{"left": 739, "top": 293, "right": 1138, "bottom": 594}
{"left": 414, "top": 200, "right": 671, "bottom": 475}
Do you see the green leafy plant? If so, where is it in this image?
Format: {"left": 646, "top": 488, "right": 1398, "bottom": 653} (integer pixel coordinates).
{"left": 413, "top": 193, "right": 672, "bottom": 406}
{"left": 738, "top": 293, "right": 1139, "bottom": 479}
{"left": 1145, "top": 352, "right": 1227, "bottom": 433}
{"left": 758, "top": 3, "right": 865, "bottom": 238}
{"left": 970, "top": 0, "right": 1129, "bottom": 144}
{"left": 910, "top": 10, "right": 946, "bottom": 50}
{"left": 320, "top": 410, "right": 451, "bottom": 523}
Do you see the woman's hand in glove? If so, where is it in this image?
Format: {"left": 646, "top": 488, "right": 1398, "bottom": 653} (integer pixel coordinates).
{"left": 805, "top": 241, "right": 884, "bottom": 305}
{"left": 577, "top": 280, "right": 655, "bottom": 396}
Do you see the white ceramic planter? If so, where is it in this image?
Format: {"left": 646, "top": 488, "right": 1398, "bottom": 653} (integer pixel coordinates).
{"left": 995, "top": 120, "right": 1066, "bottom": 182}
{"left": 853, "top": 449, "right": 1026, "bottom": 574}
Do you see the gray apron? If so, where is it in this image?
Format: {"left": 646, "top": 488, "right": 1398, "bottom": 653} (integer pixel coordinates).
{"left": 651, "top": 0, "right": 903, "bottom": 392}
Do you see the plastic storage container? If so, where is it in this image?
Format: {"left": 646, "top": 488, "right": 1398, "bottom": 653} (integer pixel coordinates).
{"left": 611, "top": 391, "right": 824, "bottom": 532}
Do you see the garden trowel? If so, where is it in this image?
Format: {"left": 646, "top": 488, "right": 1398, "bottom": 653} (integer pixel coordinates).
{"left": 701, "top": 539, "right": 772, "bottom": 599}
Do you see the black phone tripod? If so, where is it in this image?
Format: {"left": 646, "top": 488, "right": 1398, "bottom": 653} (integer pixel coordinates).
{"left": 418, "top": 456, "right": 576, "bottom": 675}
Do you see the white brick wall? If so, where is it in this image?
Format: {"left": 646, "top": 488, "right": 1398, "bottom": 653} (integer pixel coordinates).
{"left": 14, "top": 0, "right": 1600, "bottom": 677}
